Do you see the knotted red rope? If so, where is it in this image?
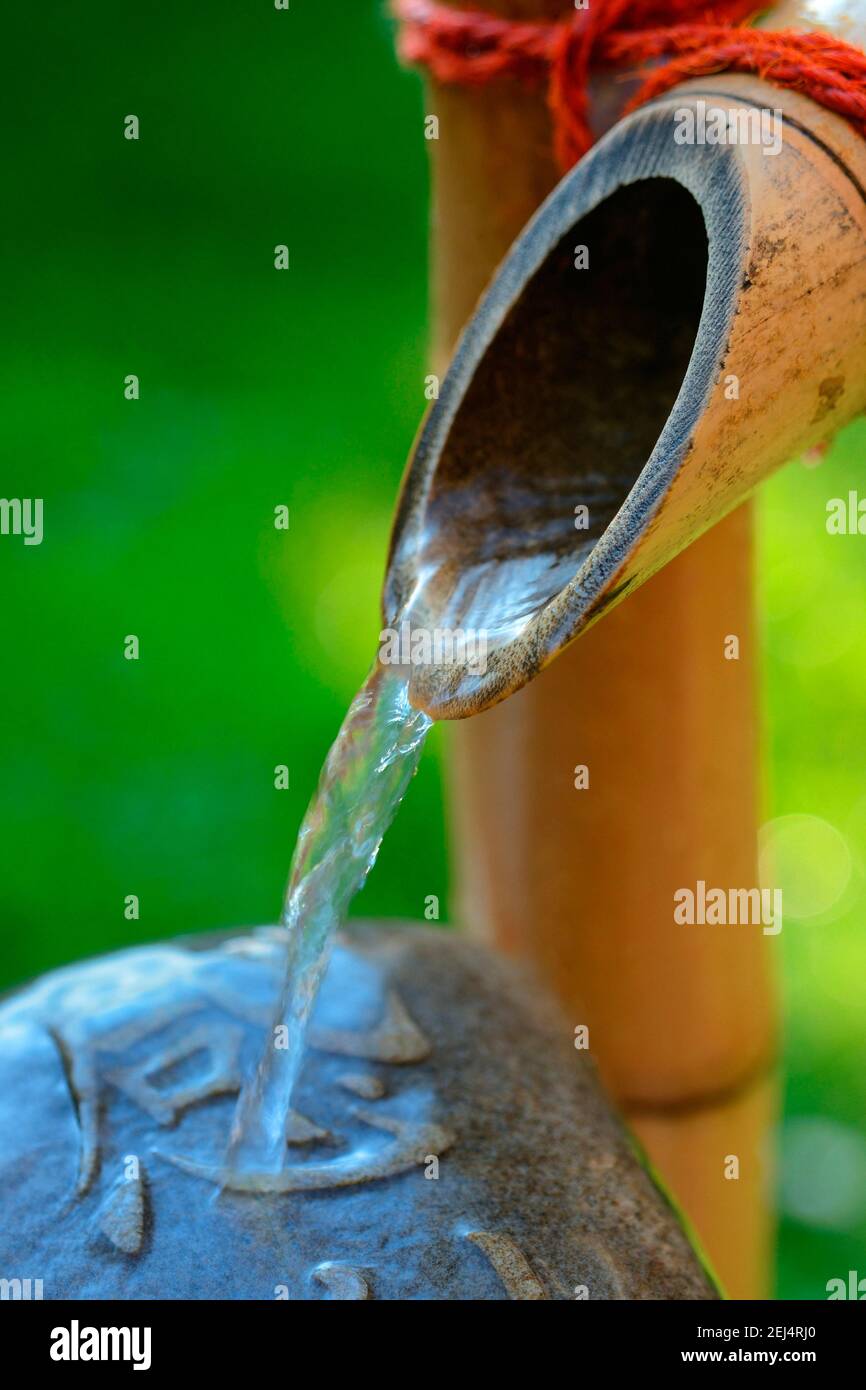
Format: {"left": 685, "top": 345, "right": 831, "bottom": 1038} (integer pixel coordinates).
{"left": 393, "top": 0, "right": 866, "bottom": 169}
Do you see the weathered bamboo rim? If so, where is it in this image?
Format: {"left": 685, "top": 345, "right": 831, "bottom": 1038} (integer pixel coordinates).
{"left": 384, "top": 75, "right": 866, "bottom": 718}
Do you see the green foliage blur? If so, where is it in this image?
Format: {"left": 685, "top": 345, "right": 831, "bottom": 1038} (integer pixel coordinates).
{"left": 1, "top": 1, "right": 863, "bottom": 1300}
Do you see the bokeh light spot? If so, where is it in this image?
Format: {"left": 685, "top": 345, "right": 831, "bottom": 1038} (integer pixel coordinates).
{"left": 759, "top": 814, "right": 852, "bottom": 921}
{"left": 780, "top": 1117, "right": 866, "bottom": 1231}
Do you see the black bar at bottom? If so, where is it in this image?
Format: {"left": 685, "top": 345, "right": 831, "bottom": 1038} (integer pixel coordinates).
{"left": 6, "top": 1297, "right": 861, "bottom": 1374}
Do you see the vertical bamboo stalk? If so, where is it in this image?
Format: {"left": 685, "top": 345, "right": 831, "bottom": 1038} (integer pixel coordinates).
{"left": 424, "top": 1, "right": 776, "bottom": 1297}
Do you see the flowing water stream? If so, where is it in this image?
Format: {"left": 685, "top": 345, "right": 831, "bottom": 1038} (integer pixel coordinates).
{"left": 225, "top": 659, "right": 433, "bottom": 1174}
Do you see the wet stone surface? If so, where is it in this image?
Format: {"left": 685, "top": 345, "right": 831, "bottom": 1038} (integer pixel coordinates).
{"left": 0, "top": 924, "right": 717, "bottom": 1300}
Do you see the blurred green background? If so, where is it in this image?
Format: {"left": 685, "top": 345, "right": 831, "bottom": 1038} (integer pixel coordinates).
{"left": 2, "top": 0, "right": 864, "bottom": 1299}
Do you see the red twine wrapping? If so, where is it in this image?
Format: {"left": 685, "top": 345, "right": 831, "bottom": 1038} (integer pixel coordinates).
{"left": 392, "top": 0, "right": 866, "bottom": 169}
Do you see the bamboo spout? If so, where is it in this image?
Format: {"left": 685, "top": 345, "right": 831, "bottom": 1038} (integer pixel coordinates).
{"left": 385, "top": 76, "right": 866, "bottom": 719}
{"left": 390, "top": 2, "right": 866, "bottom": 1297}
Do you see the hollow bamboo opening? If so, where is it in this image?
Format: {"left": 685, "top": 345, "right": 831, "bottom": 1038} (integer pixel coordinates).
{"left": 418, "top": 180, "right": 709, "bottom": 643}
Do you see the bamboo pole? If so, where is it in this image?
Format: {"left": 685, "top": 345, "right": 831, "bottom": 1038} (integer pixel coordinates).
{"left": 424, "top": 0, "right": 775, "bottom": 1297}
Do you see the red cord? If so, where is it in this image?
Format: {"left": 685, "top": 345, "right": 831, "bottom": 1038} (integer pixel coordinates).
{"left": 393, "top": 0, "right": 866, "bottom": 168}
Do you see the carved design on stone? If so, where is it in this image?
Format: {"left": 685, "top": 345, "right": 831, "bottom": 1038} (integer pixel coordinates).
{"left": 466, "top": 1231, "right": 548, "bottom": 1301}
{"left": 338, "top": 1073, "right": 386, "bottom": 1099}
{"left": 309, "top": 992, "right": 430, "bottom": 1064}
{"left": 97, "top": 1168, "right": 148, "bottom": 1255}
{"left": 198, "top": 976, "right": 431, "bottom": 1062}
{"left": 312, "top": 1262, "right": 372, "bottom": 1300}
{"left": 50, "top": 999, "right": 203, "bottom": 1194}
{"left": 285, "top": 1110, "right": 332, "bottom": 1146}
{"left": 49, "top": 1027, "right": 101, "bottom": 1196}
{"left": 160, "top": 1108, "right": 453, "bottom": 1193}
{"left": 103, "top": 1021, "right": 242, "bottom": 1124}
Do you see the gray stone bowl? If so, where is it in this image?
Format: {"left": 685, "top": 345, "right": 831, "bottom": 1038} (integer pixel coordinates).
{"left": 0, "top": 923, "right": 717, "bottom": 1300}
